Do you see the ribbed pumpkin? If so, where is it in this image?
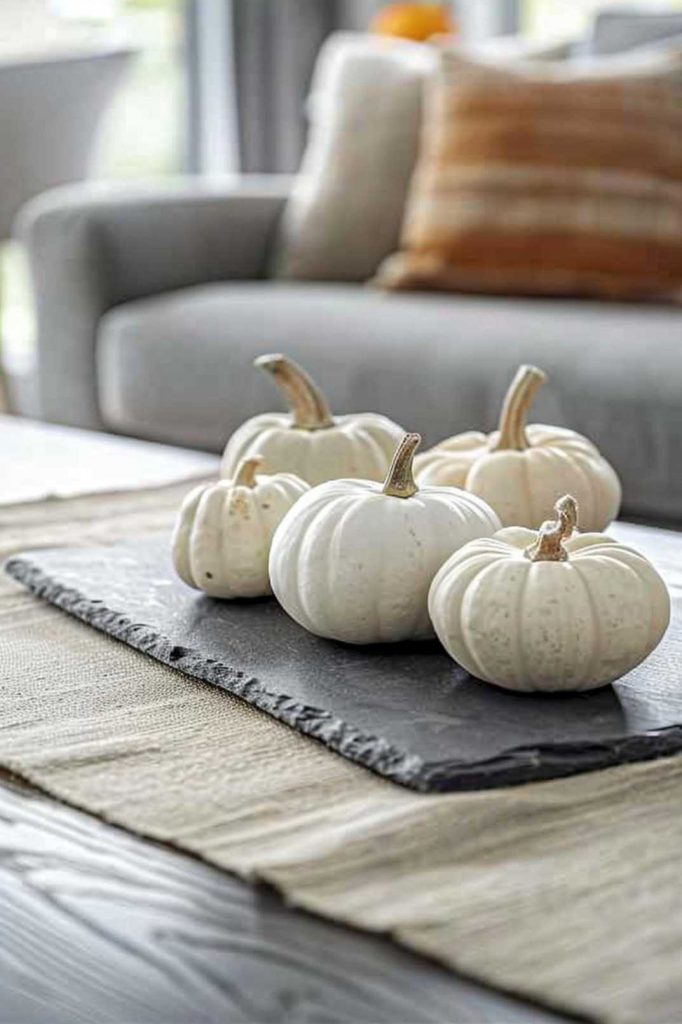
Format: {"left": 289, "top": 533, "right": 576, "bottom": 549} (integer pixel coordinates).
{"left": 415, "top": 364, "right": 621, "bottom": 530}
{"left": 269, "top": 432, "right": 500, "bottom": 644}
{"left": 172, "top": 457, "right": 308, "bottom": 598}
{"left": 429, "top": 495, "right": 670, "bottom": 693}
{"left": 221, "top": 354, "right": 405, "bottom": 486}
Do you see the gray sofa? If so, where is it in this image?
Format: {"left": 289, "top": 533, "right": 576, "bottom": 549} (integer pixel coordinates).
{"left": 19, "top": 176, "right": 681, "bottom": 523}
{"left": 17, "top": 9, "right": 682, "bottom": 525}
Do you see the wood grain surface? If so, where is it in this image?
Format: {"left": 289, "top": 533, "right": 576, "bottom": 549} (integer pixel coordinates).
{"left": 0, "top": 775, "right": 575, "bottom": 1024}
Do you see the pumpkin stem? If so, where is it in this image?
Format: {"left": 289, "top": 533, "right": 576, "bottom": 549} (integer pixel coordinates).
{"left": 526, "top": 495, "right": 578, "bottom": 563}
{"left": 382, "top": 433, "right": 421, "bottom": 499}
{"left": 493, "top": 364, "right": 547, "bottom": 451}
{"left": 233, "top": 455, "right": 263, "bottom": 488}
{"left": 255, "top": 354, "right": 334, "bottom": 431}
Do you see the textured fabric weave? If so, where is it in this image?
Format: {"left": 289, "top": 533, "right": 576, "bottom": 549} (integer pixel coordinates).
{"left": 2, "top": 486, "right": 682, "bottom": 1024}
{"left": 377, "top": 47, "right": 682, "bottom": 300}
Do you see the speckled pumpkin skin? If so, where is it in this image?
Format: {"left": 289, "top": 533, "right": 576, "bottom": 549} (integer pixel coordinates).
{"left": 172, "top": 471, "right": 308, "bottom": 598}
{"left": 428, "top": 527, "right": 670, "bottom": 692}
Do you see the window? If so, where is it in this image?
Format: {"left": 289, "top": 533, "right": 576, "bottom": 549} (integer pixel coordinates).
{"left": 1, "top": 0, "right": 185, "bottom": 386}
{"left": 52, "top": 0, "right": 185, "bottom": 178}
{"left": 521, "top": 0, "right": 682, "bottom": 40}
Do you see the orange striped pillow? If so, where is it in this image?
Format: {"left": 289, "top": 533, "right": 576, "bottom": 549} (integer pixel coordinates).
{"left": 376, "top": 48, "right": 682, "bottom": 300}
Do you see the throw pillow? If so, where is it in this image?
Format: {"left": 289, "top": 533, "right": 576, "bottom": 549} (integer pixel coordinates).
{"left": 276, "top": 32, "right": 436, "bottom": 283}
{"left": 376, "top": 47, "right": 682, "bottom": 301}
{"left": 275, "top": 32, "right": 573, "bottom": 284}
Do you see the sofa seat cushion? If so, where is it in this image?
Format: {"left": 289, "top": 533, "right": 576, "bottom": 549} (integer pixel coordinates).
{"left": 97, "top": 282, "right": 682, "bottom": 521}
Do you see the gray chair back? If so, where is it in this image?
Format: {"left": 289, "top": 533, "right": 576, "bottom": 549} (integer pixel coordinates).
{"left": 587, "top": 8, "right": 682, "bottom": 55}
{"left": 0, "top": 47, "right": 133, "bottom": 239}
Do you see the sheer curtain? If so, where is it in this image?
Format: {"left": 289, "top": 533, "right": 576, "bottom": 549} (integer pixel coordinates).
{"left": 232, "top": 0, "right": 342, "bottom": 173}
{"left": 186, "top": 0, "right": 384, "bottom": 174}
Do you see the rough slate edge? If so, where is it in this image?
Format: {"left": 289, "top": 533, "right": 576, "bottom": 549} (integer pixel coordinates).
{"left": 6, "top": 555, "right": 682, "bottom": 794}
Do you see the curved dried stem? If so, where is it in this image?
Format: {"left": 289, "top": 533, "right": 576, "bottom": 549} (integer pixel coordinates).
{"left": 255, "top": 354, "right": 334, "bottom": 431}
{"left": 382, "top": 433, "right": 421, "bottom": 499}
{"left": 493, "top": 364, "right": 547, "bottom": 451}
{"left": 526, "top": 495, "right": 578, "bottom": 563}
{"left": 233, "top": 455, "right": 263, "bottom": 488}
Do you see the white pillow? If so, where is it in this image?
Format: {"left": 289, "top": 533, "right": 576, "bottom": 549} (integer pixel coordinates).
{"left": 276, "top": 33, "right": 436, "bottom": 283}
{"left": 276, "top": 32, "right": 574, "bottom": 284}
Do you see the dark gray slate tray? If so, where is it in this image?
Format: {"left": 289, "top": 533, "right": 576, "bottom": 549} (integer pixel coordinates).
{"left": 6, "top": 534, "right": 682, "bottom": 793}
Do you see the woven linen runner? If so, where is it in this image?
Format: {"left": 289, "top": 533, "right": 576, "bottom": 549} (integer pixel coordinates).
{"left": 2, "top": 484, "right": 682, "bottom": 1024}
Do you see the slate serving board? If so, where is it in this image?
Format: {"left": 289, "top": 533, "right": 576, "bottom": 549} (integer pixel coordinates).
{"left": 6, "top": 534, "right": 682, "bottom": 792}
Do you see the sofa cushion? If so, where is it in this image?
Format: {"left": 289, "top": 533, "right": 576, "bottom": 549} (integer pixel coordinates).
{"left": 276, "top": 32, "right": 574, "bottom": 285}
{"left": 97, "top": 282, "right": 682, "bottom": 521}
{"left": 276, "top": 33, "right": 436, "bottom": 283}
{"left": 376, "top": 46, "right": 682, "bottom": 301}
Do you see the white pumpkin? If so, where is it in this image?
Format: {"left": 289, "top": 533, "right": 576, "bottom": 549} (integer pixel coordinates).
{"left": 221, "top": 354, "right": 405, "bottom": 486}
{"left": 415, "top": 364, "right": 621, "bottom": 531}
{"left": 429, "top": 495, "right": 670, "bottom": 693}
{"left": 172, "top": 456, "right": 308, "bottom": 598}
{"left": 269, "top": 433, "right": 501, "bottom": 644}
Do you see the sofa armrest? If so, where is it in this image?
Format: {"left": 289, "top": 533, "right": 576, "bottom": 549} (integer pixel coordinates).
{"left": 18, "top": 176, "right": 291, "bottom": 430}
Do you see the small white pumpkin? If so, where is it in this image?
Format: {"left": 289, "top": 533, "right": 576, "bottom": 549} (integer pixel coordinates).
{"left": 269, "top": 433, "right": 501, "bottom": 644}
{"left": 221, "top": 354, "right": 405, "bottom": 486}
{"left": 172, "top": 456, "right": 309, "bottom": 598}
{"left": 415, "top": 364, "right": 621, "bottom": 531}
{"left": 429, "top": 495, "right": 670, "bottom": 693}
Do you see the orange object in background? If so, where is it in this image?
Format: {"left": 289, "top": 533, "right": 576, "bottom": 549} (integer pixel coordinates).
{"left": 371, "top": 3, "right": 456, "bottom": 42}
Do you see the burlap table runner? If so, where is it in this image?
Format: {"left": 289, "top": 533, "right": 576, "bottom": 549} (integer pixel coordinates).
{"left": 2, "top": 484, "right": 682, "bottom": 1024}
